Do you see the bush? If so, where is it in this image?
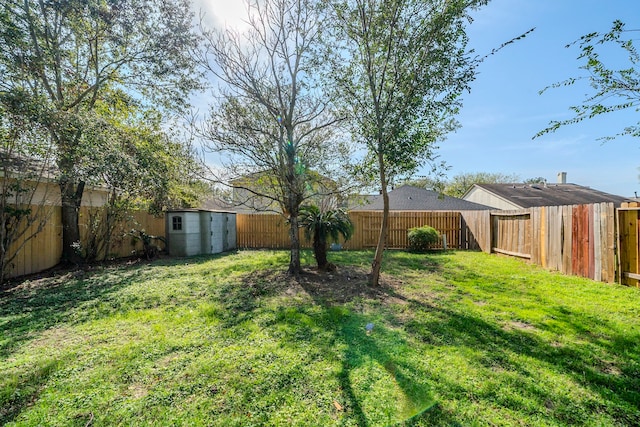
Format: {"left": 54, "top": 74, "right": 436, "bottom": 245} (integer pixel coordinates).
{"left": 407, "top": 225, "right": 440, "bottom": 251}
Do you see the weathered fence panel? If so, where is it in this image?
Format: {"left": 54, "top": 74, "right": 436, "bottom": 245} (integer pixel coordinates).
{"left": 4, "top": 206, "right": 165, "bottom": 279}
{"left": 486, "top": 203, "right": 616, "bottom": 283}
{"left": 459, "top": 210, "right": 490, "bottom": 251}
{"left": 491, "top": 210, "right": 531, "bottom": 259}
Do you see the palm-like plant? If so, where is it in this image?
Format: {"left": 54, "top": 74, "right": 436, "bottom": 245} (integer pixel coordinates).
{"left": 299, "top": 205, "right": 354, "bottom": 271}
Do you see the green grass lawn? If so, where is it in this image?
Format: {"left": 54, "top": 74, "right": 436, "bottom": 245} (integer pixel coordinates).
{"left": 1, "top": 250, "right": 639, "bottom": 426}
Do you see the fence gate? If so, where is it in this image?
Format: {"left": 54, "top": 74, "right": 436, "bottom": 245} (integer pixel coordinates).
{"left": 617, "top": 203, "right": 640, "bottom": 287}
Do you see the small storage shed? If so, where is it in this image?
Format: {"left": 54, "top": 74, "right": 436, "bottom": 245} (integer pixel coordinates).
{"left": 165, "top": 209, "right": 237, "bottom": 257}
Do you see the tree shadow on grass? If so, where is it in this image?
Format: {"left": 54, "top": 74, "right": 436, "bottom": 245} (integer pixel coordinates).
{"left": 334, "top": 314, "right": 439, "bottom": 426}
{"left": 1, "top": 265, "right": 144, "bottom": 358}
{"left": 387, "top": 260, "right": 640, "bottom": 426}
{"left": 0, "top": 251, "right": 247, "bottom": 424}
{"left": 226, "top": 252, "right": 640, "bottom": 426}
{"left": 0, "top": 252, "right": 246, "bottom": 358}
{"left": 0, "top": 357, "right": 63, "bottom": 424}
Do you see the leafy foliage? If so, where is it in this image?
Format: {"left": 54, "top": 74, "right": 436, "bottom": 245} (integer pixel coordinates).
{"left": 78, "top": 100, "right": 206, "bottom": 261}
{"left": 407, "top": 225, "right": 440, "bottom": 251}
{"left": 299, "top": 205, "right": 354, "bottom": 269}
{"left": 328, "top": 0, "right": 483, "bottom": 184}
{"left": 406, "top": 172, "right": 553, "bottom": 197}
{"left": 523, "top": 176, "right": 547, "bottom": 184}
{"left": 444, "top": 172, "right": 520, "bottom": 198}
{"left": 325, "top": 0, "right": 491, "bottom": 285}
{"left": 536, "top": 20, "right": 640, "bottom": 141}
{"left": 0, "top": 0, "right": 203, "bottom": 262}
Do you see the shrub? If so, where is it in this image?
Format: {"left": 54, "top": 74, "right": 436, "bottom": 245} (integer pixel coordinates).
{"left": 407, "top": 225, "right": 440, "bottom": 251}
{"left": 299, "top": 205, "right": 353, "bottom": 270}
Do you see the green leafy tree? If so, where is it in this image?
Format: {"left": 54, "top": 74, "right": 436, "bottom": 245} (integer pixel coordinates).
{"left": 327, "top": 0, "right": 489, "bottom": 285}
{"left": 79, "top": 99, "right": 206, "bottom": 261}
{"left": 523, "top": 176, "right": 547, "bottom": 185}
{"left": 199, "top": 0, "right": 348, "bottom": 274}
{"left": 299, "top": 205, "right": 353, "bottom": 271}
{"left": 0, "top": 0, "right": 202, "bottom": 264}
{"left": 445, "top": 172, "right": 520, "bottom": 198}
{"left": 536, "top": 20, "right": 640, "bottom": 141}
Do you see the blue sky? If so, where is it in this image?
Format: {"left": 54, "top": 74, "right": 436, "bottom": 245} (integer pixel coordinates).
{"left": 195, "top": 0, "right": 640, "bottom": 197}
{"left": 445, "top": 0, "right": 640, "bottom": 197}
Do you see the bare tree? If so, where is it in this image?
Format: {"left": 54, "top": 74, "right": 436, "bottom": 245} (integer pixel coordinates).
{"left": 198, "top": 0, "right": 348, "bottom": 274}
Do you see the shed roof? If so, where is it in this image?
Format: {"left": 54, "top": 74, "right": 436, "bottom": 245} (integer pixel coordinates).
{"left": 350, "top": 185, "right": 492, "bottom": 211}
{"left": 467, "top": 183, "right": 629, "bottom": 208}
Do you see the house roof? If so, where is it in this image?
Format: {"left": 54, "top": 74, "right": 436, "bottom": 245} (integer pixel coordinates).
{"left": 199, "top": 196, "right": 276, "bottom": 214}
{"left": 1, "top": 150, "right": 58, "bottom": 180}
{"left": 350, "top": 185, "right": 492, "bottom": 211}
{"left": 466, "top": 183, "right": 630, "bottom": 208}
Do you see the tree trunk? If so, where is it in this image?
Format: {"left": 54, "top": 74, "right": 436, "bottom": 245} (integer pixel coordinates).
{"left": 313, "top": 232, "right": 328, "bottom": 270}
{"left": 371, "top": 165, "right": 389, "bottom": 286}
{"left": 288, "top": 214, "right": 301, "bottom": 274}
{"left": 59, "top": 178, "right": 85, "bottom": 265}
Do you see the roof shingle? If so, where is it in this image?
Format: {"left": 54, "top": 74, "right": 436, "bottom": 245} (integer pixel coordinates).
{"left": 470, "top": 183, "right": 629, "bottom": 208}
{"left": 350, "top": 185, "right": 491, "bottom": 211}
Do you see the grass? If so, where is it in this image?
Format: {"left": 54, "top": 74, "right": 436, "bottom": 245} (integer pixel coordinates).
{"left": 1, "top": 250, "right": 639, "bottom": 426}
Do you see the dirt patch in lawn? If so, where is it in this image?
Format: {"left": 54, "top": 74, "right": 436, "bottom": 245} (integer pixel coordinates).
{"left": 503, "top": 320, "right": 537, "bottom": 332}
{"left": 242, "top": 265, "right": 408, "bottom": 305}
{"left": 1, "top": 255, "right": 161, "bottom": 293}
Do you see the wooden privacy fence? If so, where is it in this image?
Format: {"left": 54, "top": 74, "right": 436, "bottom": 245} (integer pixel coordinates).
{"left": 8, "top": 202, "right": 634, "bottom": 286}
{"left": 236, "top": 211, "right": 467, "bottom": 250}
{"left": 462, "top": 203, "right": 616, "bottom": 283}
{"left": 7, "top": 205, "right": 62, "bottom": 279}
{"left": 348, "top": 211, "right": 463, "bottom": 249}
{"left": 5, "top": 205, "right": 165, "bottom": 279}
{"left": 236, "top": 214, "right": 312, "bottom": 249}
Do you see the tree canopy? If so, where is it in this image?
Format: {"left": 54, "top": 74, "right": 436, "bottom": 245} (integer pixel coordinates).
{"left": 405, "top": 171, "right": 522, "bottom": 197}
{"left": 0, "top": 0, "right": 203, "bottom": 263}
{"left": 535, "top": 20, "right": 640, "bottom": 141}
{"left": 444, "top": 172, "right": 520, "bottom": 198}
{"left": 326, "top": 0, "right": 490, "bottom": 285}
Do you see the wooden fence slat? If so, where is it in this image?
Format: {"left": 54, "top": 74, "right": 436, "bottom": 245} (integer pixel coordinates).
{"left": 593, "top": 203, "right": 602, "bottom": 282}
{"left": 605, "top": 203, "right": 615, "bottom": 283}
{"left": 561, "top": 205, "right": 573, "bottom": 276}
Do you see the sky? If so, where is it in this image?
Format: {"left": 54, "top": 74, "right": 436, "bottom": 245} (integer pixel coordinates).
{"left": 193, "top": 0, "right": 640, "bottom": 197}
